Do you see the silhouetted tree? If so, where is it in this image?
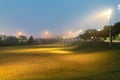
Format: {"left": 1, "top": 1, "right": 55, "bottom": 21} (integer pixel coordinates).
{"left": 27, "top": 36, "right": 34, "bottom": 45}
{"left": 18, "top": 36, "right": 27, "bottom": 41}
{"left": 112, "top": 22, "right": 120, "bottom": 38}
{"left": 78, "top": 22, "right": 120, "bottom": 41}
{"left": 0, "top": 37, "right": 2, "bottom": 46}
{"left": 79, "top": 29, "right": 97, "bottom": 40}
{"left": 100, "top": 26, "right": 109, "bottom": 40}
{"left": 5, "top": 36, "right": 18, "bottom": 46}
{"left": 18, "top": 35, "right": 28, "bottom": 45}
{"left": 78, "top": 27, "right": 109, "bottom": 41}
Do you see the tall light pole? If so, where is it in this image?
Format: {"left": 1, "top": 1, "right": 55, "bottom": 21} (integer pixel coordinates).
{"left": 107, "top": 10, "right": 112, "bottom": 47}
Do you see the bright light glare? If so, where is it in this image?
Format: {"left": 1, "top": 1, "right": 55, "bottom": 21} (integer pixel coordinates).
{"left": 97, "top": 29, "right": 101, "bottom": 31}
{"left": 107, "top": 9, "right": 112, "bottom": 18}
{"left": 99, "top": 9, "right": 112, "bottom": 18}
{"left": 1, "top": 33, "right": 5, "bottom": 35}
{"left": 67, "top": 9, "right": 113, "bottom": 38}
{"left": 68, "top": 31, "right": 73, "bottom": 35}
{"left": 118, "top": 4, "right": 120, "bottom": 10}
{"left": 18, "top": 32, "right": 22, "bottom": 36}
{"left": 45, "top": 31, "right": 49, "bottom": 35}
{"left": 62, "top": 31, "right": 74, "bottom": 39}
{"left": 44, "top": 31, "right": 49, "bottom": 38}
{"left": 74, "top": 29, "right": 83, "bottom": 37}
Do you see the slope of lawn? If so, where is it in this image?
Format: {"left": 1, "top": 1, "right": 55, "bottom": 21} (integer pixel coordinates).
{"left": 0, "top": 43, "right": 120, "bottom": 80}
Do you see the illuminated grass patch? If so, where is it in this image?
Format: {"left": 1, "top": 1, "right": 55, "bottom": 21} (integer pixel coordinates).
{"left": 0, "top": 44, "right": 120, "bottom": 80}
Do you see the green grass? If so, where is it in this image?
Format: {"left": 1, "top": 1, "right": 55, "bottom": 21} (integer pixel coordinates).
{"left": 0, "top": 43, "right": 120, "bottom": 80}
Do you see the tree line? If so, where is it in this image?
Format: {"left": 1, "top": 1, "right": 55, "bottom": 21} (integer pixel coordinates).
{"left": 0, "top": 35, "right": 60, "bottom": 46}
{"left": 0, "top": 21, "right": 120, "bottom": 46}
{"left": 78, "top": 22, "right": 120, "bottom": 41}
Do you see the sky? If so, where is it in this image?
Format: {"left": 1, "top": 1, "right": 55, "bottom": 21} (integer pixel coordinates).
{"left": 0, "top": 0, "right": 120, "bottom": 37}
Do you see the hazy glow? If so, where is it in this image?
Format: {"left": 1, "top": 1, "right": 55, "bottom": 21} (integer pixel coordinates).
{"left": 40, "top": 30, "right": 53, "bottom": 38}
{"left": 68, "top": 31, "right": 73, "bottom": 35}
{"left": 17, "top": 32, "right": 22, "bottom": 36}
{"left": 118, "top": 4, "right": 120, "bottom": 10}
{"left": 1, "top": 33, "right": 5, "bottom": 35}
{"left": 107, "top": 10, "right": 112, "bottom": 16}
{"left": 97, "top": 29, "right": 101, "bottom": 31}
{"left": 74, "top": 29, "right": 83, "bottom": 37}
{"left": 72, "top": 9, "right": 113, "bottom": 38}
{"left": 68, "top": 31, "right": 74, "bottom": 37}
{"left": 45, "top": 31, "right": 49, "bottom": 35}
{"left": 102, "top": 9, "right": 112, "bottom": 18}
{"left": 44, "top": 31, "right": 49, "bottom": 38}
{"left": 62, "top": 36, "right": 66, "bottom": 39}
{"left": 65, "top": 9, "right": 112, "bottom": 38}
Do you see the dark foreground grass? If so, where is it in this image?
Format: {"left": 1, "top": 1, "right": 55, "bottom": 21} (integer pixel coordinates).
{"left": 71, "top": 41, "right": 120, "bottom": 53}
{"left": 0, "top": 43, "right": 120, "bottom": 80}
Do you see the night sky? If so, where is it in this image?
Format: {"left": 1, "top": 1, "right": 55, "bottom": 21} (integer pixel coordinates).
{"left": 0, "top": 0, "right": 120, "bottom": 37}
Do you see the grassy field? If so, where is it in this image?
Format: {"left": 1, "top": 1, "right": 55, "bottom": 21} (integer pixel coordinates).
{"left": 0, "top": 43, "right": 120, "bottom": 80}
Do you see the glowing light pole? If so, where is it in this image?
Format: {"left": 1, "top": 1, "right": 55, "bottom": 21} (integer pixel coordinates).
{"left": 107, "top": 10, "right": 112, "bottom": 47}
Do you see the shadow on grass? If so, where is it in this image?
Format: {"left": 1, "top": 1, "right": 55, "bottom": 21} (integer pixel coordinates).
{"left": 70, "top": 41, "right": 120, "bottom": 53}
{"left": 14, "top": 68, "right": 120, "bottom": 80}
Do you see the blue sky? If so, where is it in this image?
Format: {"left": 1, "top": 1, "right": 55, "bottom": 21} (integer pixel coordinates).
{"left": 0, "top": 0, "right": 120, "bottom": 37}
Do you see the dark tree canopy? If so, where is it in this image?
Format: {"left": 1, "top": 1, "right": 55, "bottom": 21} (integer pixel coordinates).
{"left": 101, "top": 26, "right": 109, "bottom": 39}
{"left": 4, "top": 36, "right": 18, "bottom": 46}
{"left": 18, "top": 36, "right": 27, "bottom": 41}
{"left": 78, "top": 26, "right": 110, "bottom": 40}
{"left": 27, "top": 36, "right": 34, "bottom": 45}
{"left": 112, "top": 22, "right": 120, "bottom": 38}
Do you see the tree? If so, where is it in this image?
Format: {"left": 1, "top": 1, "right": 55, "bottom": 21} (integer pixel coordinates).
{"left": 79, "top": 29, "right": 97, "bottom": 40}
{"left": 112, "top": 22, "right": 120, "bottom": 38}
{"left": 100, "top": 26, "right": 109, "bottom": 40}
{"left": 18, "top": 35, "right": 27, "bottom": 41}
{"left": 5, "top": 36, "right": 18, "bottom": 46}
{"left": 18, "top": 35, "right": 28, "bottom": 45}
{"left": 27, "top": 36, "right": 34, "bottom": 45}
{"left": 78, "top": 27, "right": 110, "bottom": 41}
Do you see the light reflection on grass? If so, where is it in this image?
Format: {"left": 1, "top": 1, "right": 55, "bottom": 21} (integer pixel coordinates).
{"left": 0, "top": 44, "right": 120, "bottom": 80}
{"left": 1, "top": 48, "right": 72, "bottom": 54}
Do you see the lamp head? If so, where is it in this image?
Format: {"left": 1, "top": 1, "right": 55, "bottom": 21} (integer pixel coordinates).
{"left": 107, "top": 9, "right": 112, "bottom": 18}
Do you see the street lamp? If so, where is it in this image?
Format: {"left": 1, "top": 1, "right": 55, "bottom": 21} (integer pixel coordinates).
{"left": 107, "top": 9, "right": 112, "bottom": 47}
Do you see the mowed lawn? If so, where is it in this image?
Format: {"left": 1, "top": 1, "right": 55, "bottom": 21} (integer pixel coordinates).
{"left": 0, "top": 44, "right": 120, "bottom": 80}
